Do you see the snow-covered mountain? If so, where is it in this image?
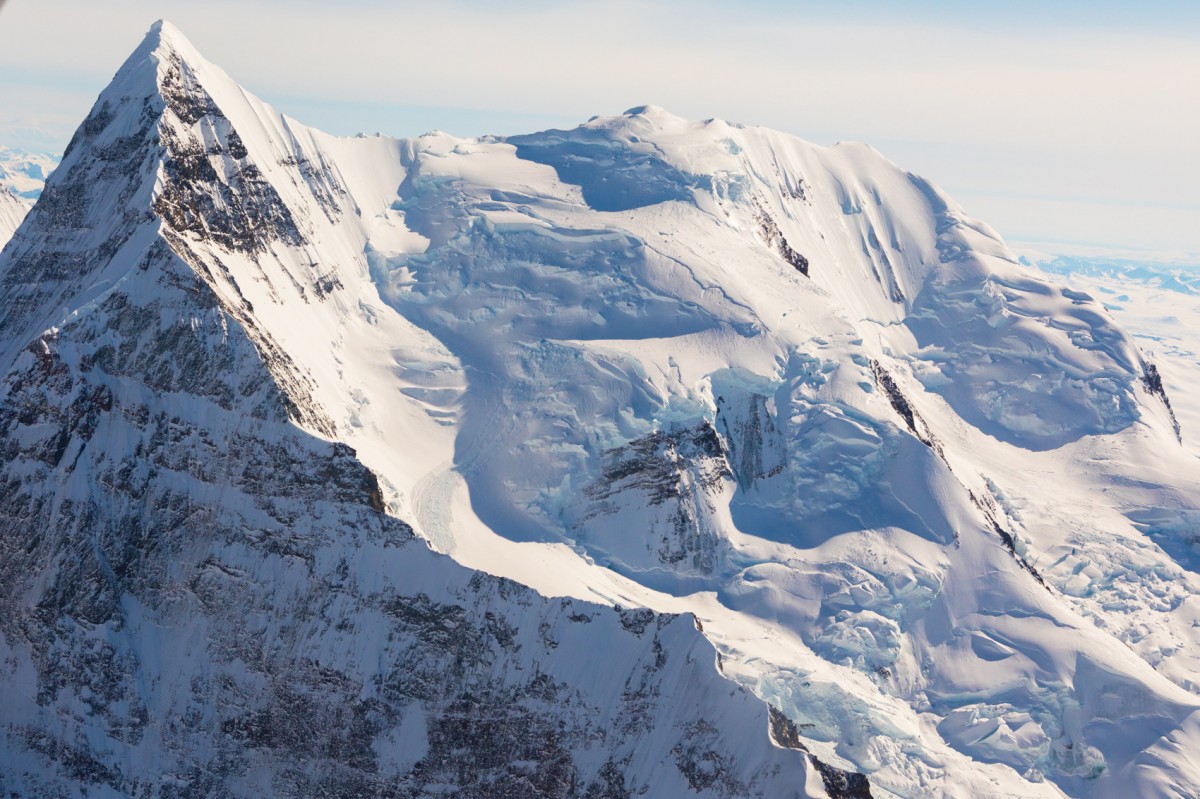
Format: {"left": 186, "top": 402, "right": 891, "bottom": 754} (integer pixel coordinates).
{"left": 2, "top": 20, "right": 1198, "bottom": 799}
{"left": 0, "top": 187, "right": 27, "bottom": 246}
{"left": 1034, "top": 252, "right": 1200, "bottom": 298}
{"left": 0, "top": 146, "right": 57, "bottom": 251}
{"left": 1025, "top": 253, "right": 1200, "bottom": 461}
{"left": 0, "top": 146, "right": 57, "bottom": 201}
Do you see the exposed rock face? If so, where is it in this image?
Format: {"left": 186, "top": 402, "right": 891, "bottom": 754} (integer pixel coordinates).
{"left": 576, "top": 423, "right": 731, "bottom": 576}
{"left": 769, "top": 707, "right": 873, "bottom": 799}
{"left": 756, "top": 205, "right": 809, "bottom": 276}
{"left": 0, "top": 21, "right": 827, "bottom": 799}
{"left": 155, "top": 52, "right": 307, "bottom": 256}
{"left": 1141, "top": 360, "right": 1181, "bottom": 440}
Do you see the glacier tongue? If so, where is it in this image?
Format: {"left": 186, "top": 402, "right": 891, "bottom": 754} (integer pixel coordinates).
{"left": 2, "top": 18, "right": 1200, "bottom": 799}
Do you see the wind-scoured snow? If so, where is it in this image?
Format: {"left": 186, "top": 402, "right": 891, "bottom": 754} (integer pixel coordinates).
{"left": 2, "top": 19, "right": 1199, "bottom": 799}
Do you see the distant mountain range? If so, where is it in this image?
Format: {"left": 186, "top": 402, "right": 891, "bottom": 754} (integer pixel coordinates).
{"left": 1031, "top": 253, "right": 1200, "bottom": 297}
{"left": 0, "top": 146, "right": 57, "bottom": 201}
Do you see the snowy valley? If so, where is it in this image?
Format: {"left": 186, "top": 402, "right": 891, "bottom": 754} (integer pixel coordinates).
{"left": 0, "top": 20, "right": 1198, "bottom": 799}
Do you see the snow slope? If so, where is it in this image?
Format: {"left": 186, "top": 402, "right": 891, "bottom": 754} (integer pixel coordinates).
{"left": 2, "top": 19, "right": 1199, "bottom": 799}
{"left": 0, "top": 187, "right": 26, "bottom": 248}
{"left": 1026, "top": 253, "right": 1200, "bottom": 451}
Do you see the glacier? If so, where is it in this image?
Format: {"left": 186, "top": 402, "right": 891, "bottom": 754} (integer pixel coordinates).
{"left": 1, "top": 19, "right": 1199, "bottom": 799}
{"left": 1025, "top": 250, "right": 1200, "bottom": 462}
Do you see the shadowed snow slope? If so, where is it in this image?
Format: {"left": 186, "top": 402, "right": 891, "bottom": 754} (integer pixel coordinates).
{"left": 2, "top": 20, "right": 1199, "bottom": 799}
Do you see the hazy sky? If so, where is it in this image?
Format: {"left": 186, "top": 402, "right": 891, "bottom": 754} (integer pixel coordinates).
{"left": 1, "top": 0, "right": 1197, "bottom": 256}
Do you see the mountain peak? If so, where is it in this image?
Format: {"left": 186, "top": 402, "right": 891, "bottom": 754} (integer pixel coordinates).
{"left": 622, "top": 103, "right": 673, "bottom": 119}
{"left": 98, "top": 18, "right": 215, "bottom": 110}
{"left": 612, "top": 103, "right": 691, "bottom": 131}
{"left": 143, "top": 18, "right": 200, "bottom": 60}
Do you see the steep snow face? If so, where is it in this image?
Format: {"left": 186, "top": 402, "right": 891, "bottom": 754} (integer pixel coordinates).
{"left": 0, "top": 22, "right": 834, "bottom": 799}
{"left": 0, "top": 188, "right": 27, "bottom": 248}
{"left": 4, "top": 20, "right": 1200, "bottom": 799}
